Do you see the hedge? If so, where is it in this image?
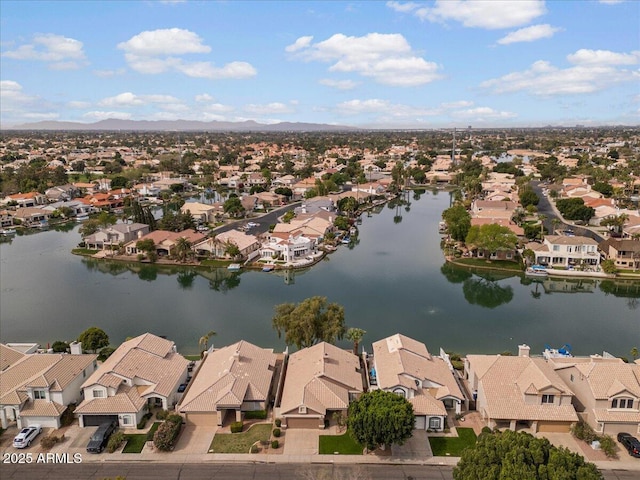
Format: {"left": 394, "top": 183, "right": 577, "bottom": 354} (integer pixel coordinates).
{"left": 230, "top": 421, "right": 243, "bottom": 433}
{"left": 153, "top": 415, "right": 183, "bottom": 451}
{"left": 244, "top": 410, "right": 267, "bottom": 420}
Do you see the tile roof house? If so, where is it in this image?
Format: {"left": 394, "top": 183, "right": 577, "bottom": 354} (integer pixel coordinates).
{"left": 0, "top": 344, "right": 98, "bottom": 429}
{"left": 83, "top": 223, "right": 150, "bottom": 250}
{"left": 550, "top": 355, "right": 640, "bottom": 436}
{"left": 280, "top": 342, "right": 363, "bottom": 429}
{"left": 464, "top": 345, "right": 578, "bottom": 433}
{"left": 75, "top": 333, "right": 188, "bottom": 428}
{"left": 370, "top": 334, "right": 465, "bottom": 431}
{"left": 124, "top": 229, "right": 205, "bottom": 257}
{"left": 599, "top": 238, "right": 640, "bottom": 271}
{"left": 178, "top": 340, "right": 277, "bottom": 426}
{"left": 525, "top": 235, "right": 601, "bottom": 270}
{"left": 194, "top": 229, "right": 260, "bottom": 260}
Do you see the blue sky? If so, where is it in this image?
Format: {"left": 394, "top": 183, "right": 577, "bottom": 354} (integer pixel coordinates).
{"left": 1, "top": 0, "right": 638, "bottom": 128}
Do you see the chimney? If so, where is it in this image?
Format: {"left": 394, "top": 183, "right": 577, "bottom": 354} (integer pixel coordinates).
{"left": 70, "top": 341, "right": 82, "bottom": 355}
{"left": 518, "top": 344, "right": 530, "bottom": 357}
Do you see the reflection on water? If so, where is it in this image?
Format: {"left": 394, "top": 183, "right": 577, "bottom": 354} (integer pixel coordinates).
{"left": 462, "top": 278, "right": 514, "bottom": 309}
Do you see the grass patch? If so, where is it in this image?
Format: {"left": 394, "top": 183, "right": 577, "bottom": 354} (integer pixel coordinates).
{"left": 122, "top": 434, "right": 147, "bottom": 453}
{"left": 71, "top": 248, "right": 99, "bottom": 255}
{"left": 319, "top": 432, "right": 363, "bottom": 455}
{"left": 209, "top": 423, "right": 272, "bottom": 454}
{"left": 454, "top": 258, "right": 523, "bottom": 271}
{"left": 200, "top": 259, "right": 234, "bottom": 267}
{"left": 184, "top": 355, "right": 200, "bottom": 361}
{"left": 429, "top": 427, "right": 477, "bottom": 456}
{"left": 146, "top": 422, "right": 161, "bottom": 442}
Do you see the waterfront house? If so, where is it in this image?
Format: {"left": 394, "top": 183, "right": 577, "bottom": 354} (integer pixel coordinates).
{"left": 0, "top": 344, "right": 97, "bottom": 429}
{"left": 178, "top": 341, "right": 276, "bottom": 426}
{"left": 370, "top": 334, "right": 465, "bottom": 432}
{"left": 464, "top": 345, "right": 578, "bottom": 433}
{"left": 83, "top": 223, "right": 150, "bottom": 250}
{"left": 194, "top": 229, "right": 260, "bottom": 259}
{"left": 549, "top": 355, "right": 640, "bottom": 436}
{"left": 280, "top": 342, "right": 363, "bottom": 429}
{"left": 1, "top": 192, "right": 46, "bottom": 208}
{"left": 471, "top": 200, "right": 518, "bottom": 220}
{"left": 124, "top": 229, "right": 205, "bottom": 257}
{"left": 525, "top": 235, "right": 601, "bottom": 269}
{"left": 44, "top": 184, "right": 80, "bottom": 202}
{"left": 11, "top": 207, "right": 50, "bottom": 226}
{"left": 260, "top": 231, "right": 315, "bottom": 263}
{"left": 75, "top": 333, "right": 188, "bottom": 428}
{"left": 599, "top": 238, "right": 640, "bottom": 271}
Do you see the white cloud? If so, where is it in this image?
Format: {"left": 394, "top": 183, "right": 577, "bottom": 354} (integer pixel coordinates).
{"left": 2, "top": 33, "right": 87, "bottom": 69}
{"left": 481, "top": 49, "right": 640, "bottom": 96}
{"left": 497, "top": 24, "right": 562, "bottom": 45}
{"left": 117, "top": 28, "right": 256, "bottom": 79}
{"left": 415, "top": 0, "right": 546, "bottom": 30}
{"left": 98, "top": 92, "right": 180, "bottom": 107}
{"left": 287, "top": 32, "right": 442, "bottom": 86}
{"left": 203, "top": 103, "right": 234, "bottom": 113}
{"left": 244, "top": 102, "right": 294, "bottom": 115}
{"left": 441, "top": 100, "right": 474, "bottom": 109}
{"left": 67, "top": 101, "right": 91, "bottom": 109}
{"left": 335, "top": 98, "right": 439, "bottom": 117}
{"left": 23, "top": 112, "right": 60, "bottom": 120}
{"left": 451, "top": 107, "right": 517, "bottom": 120}
{"left": 598, "top": 0, "right": 624, "bottom": 4}
{"left": 319, "top": 78, "right": 359, "bottom": 90}
{"left": 285, "top": 36, "right": 313, "bottom": 53}
{"left": 93, "top": 68, "right": 126, "bottom": 77}
{"left": 83, "top": 111, "right": 132, "bottom": 120}
{"left": 195, "top": 94, "right": 215, "bottom": 102}
{"left": 386, "top": 1, "right": 420, "bottom": 13}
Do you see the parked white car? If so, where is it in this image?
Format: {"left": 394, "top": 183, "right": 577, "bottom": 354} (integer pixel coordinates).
{"left": 13, "top": 425, "right": 42, "bottom": 448}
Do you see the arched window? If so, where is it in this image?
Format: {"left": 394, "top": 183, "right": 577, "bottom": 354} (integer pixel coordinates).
{"left": 392, "top": 388, "right": 405, "bottom": 398}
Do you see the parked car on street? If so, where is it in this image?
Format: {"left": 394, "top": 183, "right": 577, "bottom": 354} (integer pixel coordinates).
{"left": 86, "top": 421, "right": 117, "bottom": 453}
{"left": 617, "top": 432, "right": 640, "bottom": 458}
{"left": 13, "top": 425, "right": 42, "bottom": 448}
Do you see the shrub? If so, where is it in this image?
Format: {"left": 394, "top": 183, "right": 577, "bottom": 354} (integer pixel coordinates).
{"left": 153, "top": 415, "right": 183, "bottom": 451}
{"left": 107, "top": 431, "right": 125, "bottom": 453}
{"left": 60, "top": 403, "right": 76, "bottom": 427}
{"left": 571, "top": 420, "right": 597, "bottom": 443}
{"left": 481, "top": 426, "right": 492, "bottom": 435}
{"left": 40, "top": 434, "right": 65, "bottom": 450}
{"left": 271, "top": 440, "right": 279, "bottom": 449}
{"left": 244, "top": 410, "right": 267, "bottom": 420}
{"left": 272, "top": 428, "right": 281, "bottom": 438}
{"left": 156, "top": 409, "right": 169, "bottom": 420}
{"left": 230, "top": 421, "right": 243, "bottom": 433}
{"left": 250, "top": 444, "right": 259, "bottom": 453}
{"left": 599, "top": 435, "right": 617, "bottom": 459}
{"left": 274, "top": 418, "right": 282, "bottom": 428}
{"left": 137, "top": 412, "right": 153, "bottom": 429}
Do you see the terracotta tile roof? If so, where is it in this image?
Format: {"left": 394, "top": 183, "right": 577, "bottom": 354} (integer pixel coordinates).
{"left": 372, "top": 334, "right": 464, "bottom": 402}
{"left": 280, "top": 342, "right": 363, "bottom": 416}
{"left": 76, "top": 384, "right": 146, "bottom": 414}
{"left": 82, "top": 333, "right": 188, "bottom": 400}
{"left": 409, "top": 390, "right": 447, "bottom": 416}
{"left": 469, "top": 355, "right": 578, "bottom": 423}
{"left": 544, "top": 235, "right": 599, "bottom": 246}
{"left": 1, "top": 344, "right": 26, "bottom": 371}
{"left": 0, "top": 353, "right": 97, "bottom": 406}
{"left": 593, "top": 408, "right": 640, "bottom": 424}
{"left": 20, "top": 399, "right": 66, "bottom": 417}
{"left": 179, "top": 340, "right": 276, "bottom": 413}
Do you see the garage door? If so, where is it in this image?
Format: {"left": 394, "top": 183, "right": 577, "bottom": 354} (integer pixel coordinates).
{"left": 537, "top": 421, "right": 571, "bottom": 433}
{"left": 286, "top": 417, "right": 320, "bottom": 429}
{"left": 414, "top": 416, "right": 426, "bottom": 430}
{"left": 185, "top": 413, "right": 218, "bottom": 427}
{"left": 82, "top": 415, "right": 118, "bottom": 427}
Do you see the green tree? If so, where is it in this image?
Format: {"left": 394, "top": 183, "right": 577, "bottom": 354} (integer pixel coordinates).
{"left": 601, "top": 259, "right": 617, "bottom": 275}
{"left": 519, "top": 187, "right": 539, "bottom": 208}
{"left": 174, "top": 236, "right": 193, "bottom": 263}
{"left": 346, "top": 327, "right": 366, "bottom": 356}
{"left": 334, "top": 216, "right": 350, "bottom": 231}
{"left": 51, "top": 340, "right": 69, "bottom": 353}
{"left": 442, "top": 204, "right": 471, "bottom": 242}
{"left": 465, "top": 223, "right": 518, "bottom": 257}
{"left": 199, "top": 330, "right": 216, "bottom": 353}
{"left": 77, "top": 327, "right": 110, "bottom": 353}
{"left": 223, "top": 196, "right": 245, "bottom": 217}
{"left": 631, "top": 347, "right": 639, "bottom": 360}
{"left": 347, "top": 390, "right": 415, "bottom": 452}
{"left": 272, "top": 296, "right": 346, "bottom": 349}
{"left": 453, "top": 430, "right": 601, "bottom": 480}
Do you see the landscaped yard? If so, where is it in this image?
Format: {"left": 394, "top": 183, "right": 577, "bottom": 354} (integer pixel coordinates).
{"left": 454, "top": 258, "right": 523, "bottom": 271}
{"left": 319, "top": 432, "right": 363, "bottom": 455}
{"left": 122, "top": 434, "right": 147, "bottom": 453}
{"left": 428, "top": 428, "right": 477, "bottom": 456}
{"left": 209, "top": 423, "right": 272, "bottom": 454}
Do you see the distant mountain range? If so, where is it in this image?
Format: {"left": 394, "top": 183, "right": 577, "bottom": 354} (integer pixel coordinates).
{"left": 3, "top": 118, "right": 360, "bottom": 132}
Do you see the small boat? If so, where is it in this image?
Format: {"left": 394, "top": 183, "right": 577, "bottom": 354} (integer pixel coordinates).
{"left": 341, "top": 236, "right": 351, "bottom": 244}
{"left": 0, "top": 228, "right": 16, "bottom": 235}
{"left": 76, "top": 214, "right": 90, "bottom": 222}
{"left": 262, "top": 265, "right": 275, "bottom": 272}
{"left": 525, "top": 265, "right": 548, "bottom": 277}
{"left": 438, "top": 221, "right": 448, "bottom": 234}
{"left": 227, "top": 263, "right": 241, "bottom": 271}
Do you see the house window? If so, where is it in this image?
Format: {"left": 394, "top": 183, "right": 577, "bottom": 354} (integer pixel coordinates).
{"left": 93, "top": 389, "right": 105, "bottom": 398}
{"left": 429, "top": 417, "right": 441, "bottom": 430}
{"left": 33, "top": 390, "right": 46, "bottom": 400}
{"left": 542, "top": 394, "right": 555, "bottom": 404}
{"left": 298, "top": 406, "right": 307, "bottom": 414}
{"left": 122, "top": 415, "right": 132, "bottom": 425}
{"left": 553, "top": 245, "right": 560, "bottom": 252}
{"left": 83, "top": 370, "right": 86, "bottom": 378}
{"left": 570, "top": 374, "right": 574, "bottom": 382}
{"left": 392, "top": 388, "right": 406, "bottom": 398}
{"left": 612, "top": 398, "right": 634, "bottom": 409}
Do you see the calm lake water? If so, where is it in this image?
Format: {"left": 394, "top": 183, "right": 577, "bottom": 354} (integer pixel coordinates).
{"left": 1, "top": 190, "right": 638, "bottom": 357}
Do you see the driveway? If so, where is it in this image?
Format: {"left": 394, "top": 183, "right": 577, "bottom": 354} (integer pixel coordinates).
{"left": 172, "top": 425, "right": 217, "bottom": 454}
{"left": 392, "top": 430, "right": 433, "bottom": 460}
{"left": 283, "top": 429, "right": 320, "bottom": 455}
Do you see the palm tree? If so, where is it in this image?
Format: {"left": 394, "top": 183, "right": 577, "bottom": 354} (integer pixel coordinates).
{"left": 346, "top": 328, "right": 366, "bottom": 356}
{"left": 551, "top": 218, "right": 561, "bottom": 235}
{"left": 538, "top": 214, "right": 547, "bottom": 239}
{"left": 174, "top": 237, "right": 192, "bottom": 263}
{"left": 199, "top": 330, "right": 216, "bottom": 354}
{"left": 631, "top": 347, "right": 639, "bottom": 360}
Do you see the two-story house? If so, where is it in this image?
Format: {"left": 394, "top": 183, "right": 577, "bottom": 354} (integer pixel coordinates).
{"left": 525, "top": 235, "right": 601, "bottom": 269}
{"left": 75, "top": 333, "right": 189, "bottom": 428}
{"left": 550, "top": 355, "right": 640, "bottom": 436}
{"left": 0, "top": 344, "right": 97, "bottom": 429}
{"left": 599, "top": 238, "right": 640, "bottom": 271}
{"left": 370, "top": 334, "right": 465, "bottom": 431}
{"left": 83, "top": 223, "right": 150, "bottom": 250}
{"left": 464, "top": 345, "right": 578, "bottom": 433}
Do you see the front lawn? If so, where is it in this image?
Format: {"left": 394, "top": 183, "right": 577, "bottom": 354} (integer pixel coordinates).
{"left": 122, "top": 434, "right": 147, "bottom": 453}
{"left": 454, "top": 258, "right": 523, "bottom": 271}
{"left": 319, "top": 432, "right": 363, "bottom": 455}
{"left": 429, "top": 428, "right": 477, "bottom": 456}
{"left": 209, "top": 423, "right": 272, "bottom": 453}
